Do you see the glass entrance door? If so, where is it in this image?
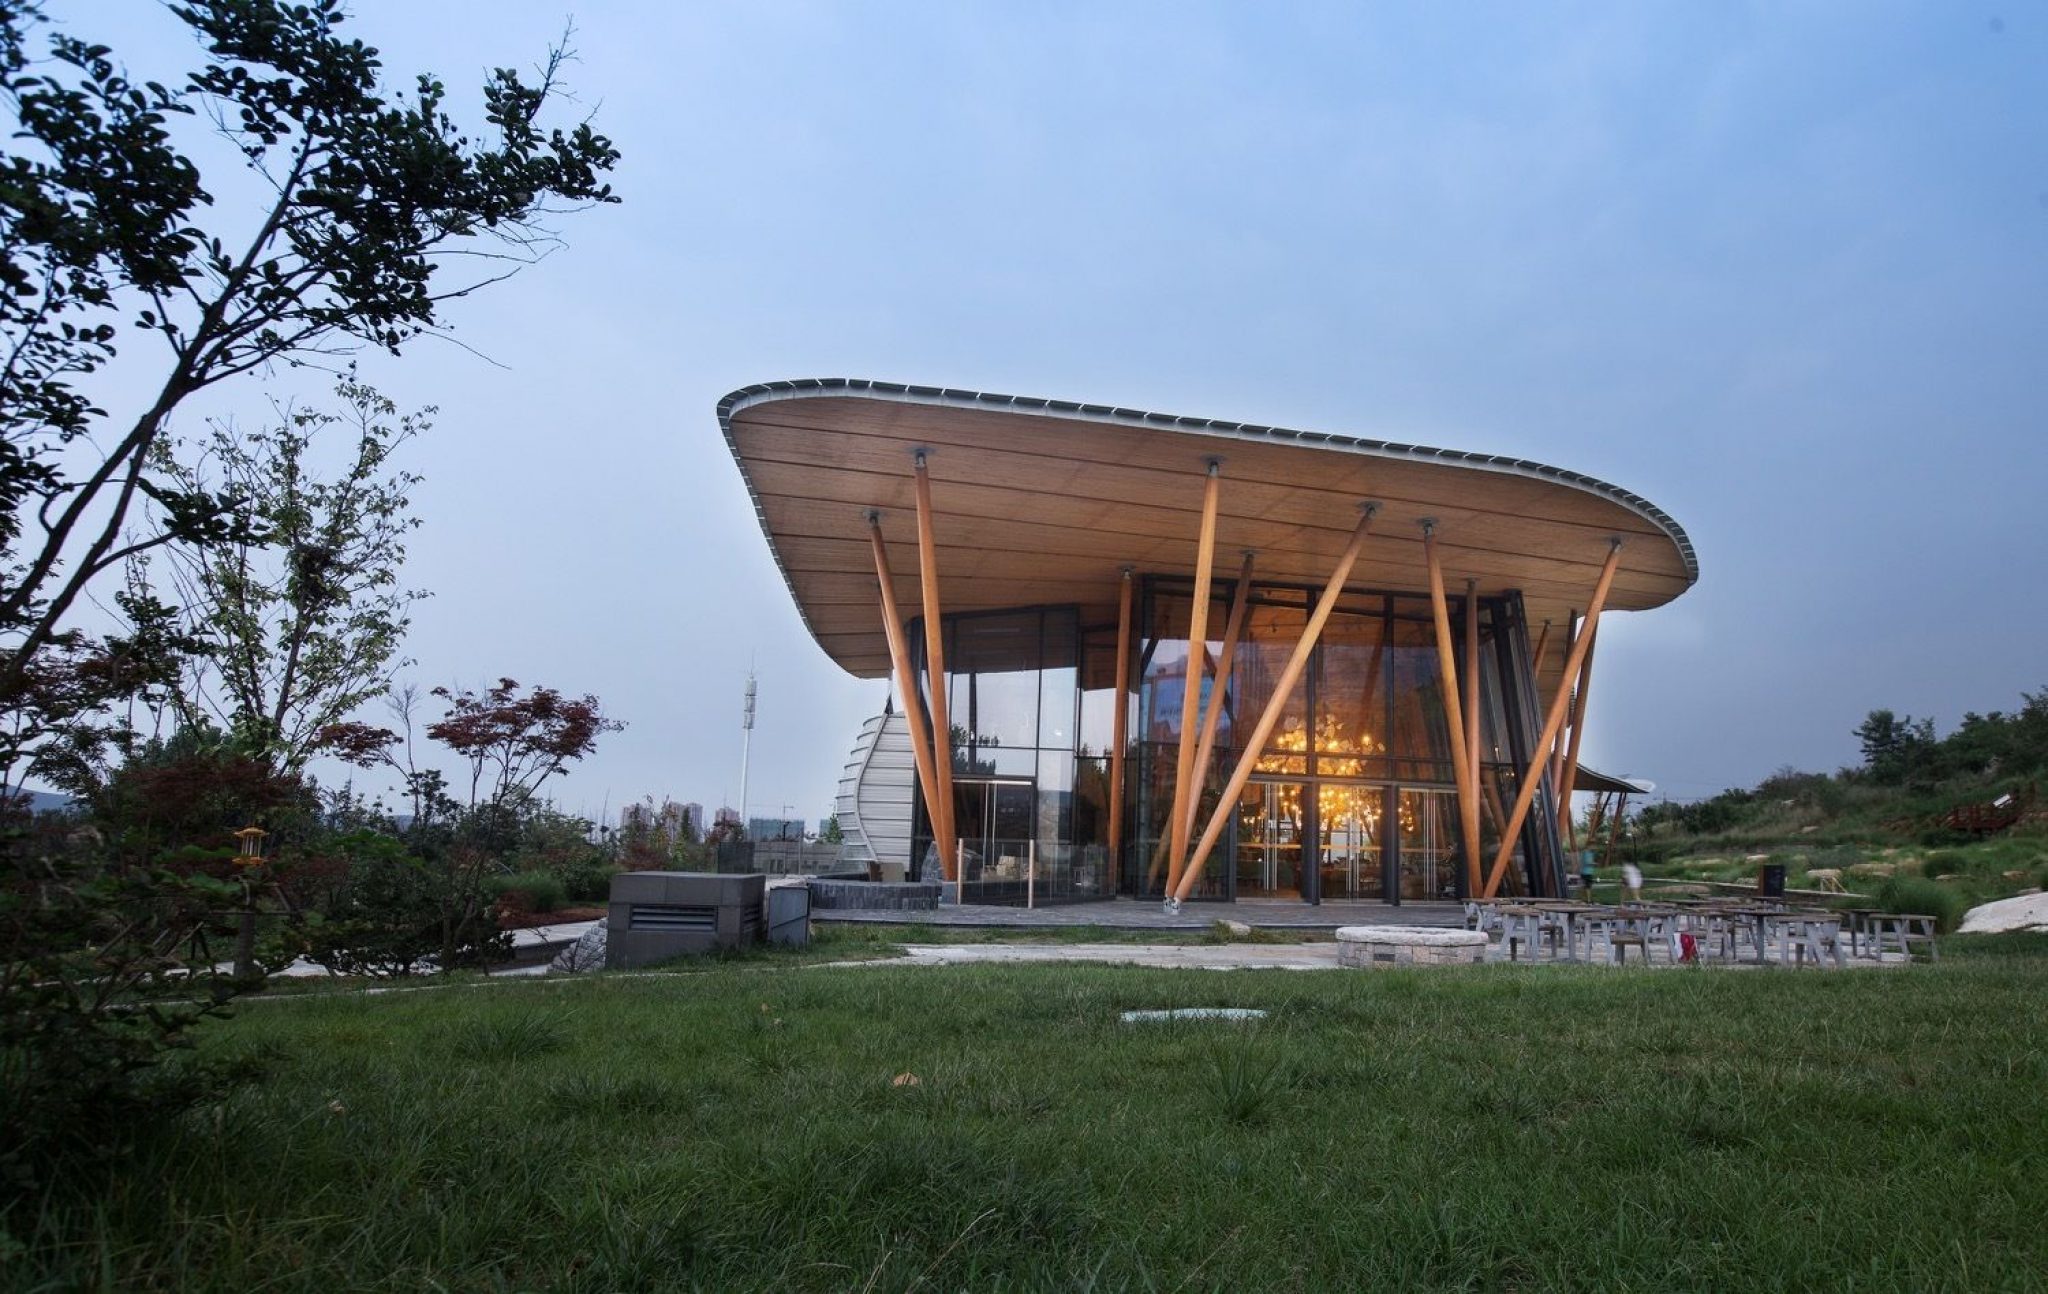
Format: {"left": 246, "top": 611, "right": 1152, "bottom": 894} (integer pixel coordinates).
{"left": 1396, "top": 788, "right": 1460, "bottom": 902}
{"left": 952, "top": 779, "right": 1036, "bottom": 891}
{"left": 1318, "top": 783, "right": 1387, "bottom": 900}
{"left": 1234, "top": 780, "right": 1307, "bottom": 898}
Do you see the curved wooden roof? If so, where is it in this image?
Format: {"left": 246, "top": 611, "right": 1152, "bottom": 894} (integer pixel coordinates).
{"left": 719, "top": 379, "right": 1697, "bottom": 700}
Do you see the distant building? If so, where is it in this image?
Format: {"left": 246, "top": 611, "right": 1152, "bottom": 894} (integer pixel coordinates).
{"left": 747, "top": 816, "right": 804, "bottom": 842}
{"left": 714, "top": 805, "right": 740, "bottom": 827}
{"left": 618, "top": 802, "right": 653, "bottom": 832}
{"left": 657, "top": 800, "right": 699, "bottom": 840}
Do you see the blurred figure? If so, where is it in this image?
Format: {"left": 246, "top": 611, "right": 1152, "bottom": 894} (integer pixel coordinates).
{"left": 1621, "top": 860, "right": 1643, "bottom": 903}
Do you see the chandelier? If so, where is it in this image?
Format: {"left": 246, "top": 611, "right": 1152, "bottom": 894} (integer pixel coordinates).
{"left": 1243, "top": 715, "right": 1412, "bottom": 835}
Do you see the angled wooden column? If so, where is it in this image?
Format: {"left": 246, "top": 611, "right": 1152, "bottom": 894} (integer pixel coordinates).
{"left": 1530, "top": 619, "right": 1552, "bottom": 680}
{"left": 1558, "top": 618, "right": 1600, "bottom": 839}
{"left": 912, "top": 451, "right": 958, "bottom": 882}
{"left": 1165, "top": 461, "right": 1222, "bottom": 893}
{"left": 1180, "top": 550, "right": 1256, "bottom": 847}
{"left": 1423, "top": 524, "right": 1480, "bottom": 897}
{"left": 1482, "top": 541, "right": 1624, "bottom": 898}
{"left": 1463, "top": 578, "right": 1483, "bottom": 891}
{"left": 867, "top": 512, "right": 945, "bottom": 881}
{"left": 1603, "top": 792, "right": 1630, "bottom": 870}
{"left": 1106, "top": 567, "right": 1135, "bottom": 891}
{"left": 1173, "top": 504, "right": 1377, "bottom": 905}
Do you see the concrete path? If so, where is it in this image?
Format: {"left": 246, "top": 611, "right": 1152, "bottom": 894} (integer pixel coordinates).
{"left": 818, "top": 898, "right": 1467, "bottom": 932}
{"left": 876, "top": 942, "right": 1343, "bottom": 971}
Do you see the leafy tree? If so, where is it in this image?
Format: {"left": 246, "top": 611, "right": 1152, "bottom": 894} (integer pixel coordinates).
{"left": 425, "top": 678, "right": 623, "bottom": 812}
{"left": 139, "top": 372, "right": 427, "bottom": 773}
{"left": 0, "top": 0, "right": 619, "bottom": 695}
{"left": 1854, "top": 709, "right": 1936, "bottom": 785}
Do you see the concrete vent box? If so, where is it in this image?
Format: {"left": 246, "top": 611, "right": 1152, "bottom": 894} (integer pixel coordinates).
{"left": 607, "top": 872, "right": 765, "bottom": 969}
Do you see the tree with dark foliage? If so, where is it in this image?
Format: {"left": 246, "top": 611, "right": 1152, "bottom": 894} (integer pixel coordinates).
{"left": 0, "top": 0, "right": 619, "bottom": 698}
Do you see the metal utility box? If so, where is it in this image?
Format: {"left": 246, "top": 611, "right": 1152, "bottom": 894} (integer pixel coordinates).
{"left": 607, "top": 872, "right": 765, "bottom": 969}
{"left": 764, "top": 883, "right": 812, "bottom": 947}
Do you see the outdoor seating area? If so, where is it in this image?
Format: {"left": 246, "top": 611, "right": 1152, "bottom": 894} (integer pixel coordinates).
{"left": 1463, "top": 896, "right": 1940, "bottom": 968}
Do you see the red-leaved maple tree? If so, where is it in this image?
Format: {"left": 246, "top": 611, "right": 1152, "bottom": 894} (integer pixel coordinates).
{"left": 425, "top": 679, "right": 623, "bottom": 810}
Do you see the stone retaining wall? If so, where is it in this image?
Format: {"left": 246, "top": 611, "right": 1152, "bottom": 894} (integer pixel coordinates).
{"left": 805, "top": 879, "right": 941, "bottom": 911}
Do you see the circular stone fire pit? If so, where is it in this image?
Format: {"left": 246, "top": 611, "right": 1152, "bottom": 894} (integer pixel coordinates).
{"left": 1335, "top": 925, "right": 1489, "bottom": 968}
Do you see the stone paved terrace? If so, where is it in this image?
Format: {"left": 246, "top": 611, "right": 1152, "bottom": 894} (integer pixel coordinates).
{"left": 810, "top": 897, "right": 1468, "bottom": 931}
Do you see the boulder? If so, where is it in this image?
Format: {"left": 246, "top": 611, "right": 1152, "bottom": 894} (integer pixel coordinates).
{"left": 549, "top": 921, "right": 608, "bottom": 973}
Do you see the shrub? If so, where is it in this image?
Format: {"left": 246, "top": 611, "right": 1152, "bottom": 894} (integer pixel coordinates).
{"left": 1917, "top": 825, "right": 1975, "bottom": 849}
{"left": 0, "top": 829, "right": 253, "bottom": 1196}
{"left": 1875, "top": 875, "right": 1967, "bottom": 933}
{"left": 487, "top": 869, "right": 567, "bottom": 913}
{"left": 555, "top": 860, "right": 620, "bottom": 904}
{"left": 296, "top": 832, "right": 508, "bottom": 976}
{"left": 1922, "top": 851, "right": 1967, "bottom": 879}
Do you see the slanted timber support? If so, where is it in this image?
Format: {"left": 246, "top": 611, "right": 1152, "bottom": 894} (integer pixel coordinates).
{"left": 912, "top": 451, "right": 958, "bottom": 883}
{"left": 1482, "top": 541, "right": 1624, "bottom": 898}
{"left": 1180, "top": 551, "right": 1256, "bottom": 848}
{"left": 1171, "top": 504, "right": 1378, "bottom": 907}
{"left": 1423, "top": 524, "right": 1480, "bottom": 897}
{"left": 1463, "top": 578, "right": 1482, "bottom": 892}
{"left": 1165, "top": 461, "right": 1222, "bottom": 893}
{"left": 1106, "top": 567, "right": 1134, "bottom": 890}
{"left": 1558, "top": 618, "right": 1600, "bottom": 847}
{"left": 866, "top": 513, "right": 946, "bottom": 883}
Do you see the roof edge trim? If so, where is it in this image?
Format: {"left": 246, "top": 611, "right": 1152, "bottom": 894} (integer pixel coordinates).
{"left": 718, "top": 378, "right": 1699, "bottom": 586}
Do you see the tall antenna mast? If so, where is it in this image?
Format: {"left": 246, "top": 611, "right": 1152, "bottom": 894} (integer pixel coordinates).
{"left": 738, "top": 669, "right": 757, "bottom": 830}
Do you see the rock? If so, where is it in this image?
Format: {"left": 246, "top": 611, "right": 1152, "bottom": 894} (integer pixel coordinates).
{"left": 1848, "top": 862, "right": 1896, "bottom": 878}
{"left": 1958, "top": 892, "right": 2048, "bottom": 935}
{"left": 549, "top": 921, "right": 607, "bottom": 973}
{"left": 1220, "top": 920, "right": 1253, "bottom": 937}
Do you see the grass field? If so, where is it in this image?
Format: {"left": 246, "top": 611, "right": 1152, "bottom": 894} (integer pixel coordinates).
{"left": 10, "top": 934, "right": 2048, "bottom": 1292}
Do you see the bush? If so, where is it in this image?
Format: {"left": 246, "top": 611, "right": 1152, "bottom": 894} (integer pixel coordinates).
{"left": 1917, "top": 826, "right": 1976, "bottom": 848}
{"left": 1875, "top": 875, "right": 1968, "bottom": 933}
{"left": 555, "top": 859, "right": 619, "bottom": 904}
{"left": 487, "top": 869, "right": 567, "bottom": 913}
{"left": 296, "top": 832, "right": 508, "bottom": 976}
{"left": 1922, "top": 851, "right": 1967, "bottom": 879}
{"left": 1, "top": 827, "right": 253, "bottom": 1196}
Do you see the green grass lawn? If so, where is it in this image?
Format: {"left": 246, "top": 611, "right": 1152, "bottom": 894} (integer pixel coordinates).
{"left": 13, "top": 935, "right": 2048, "bottom": 1291}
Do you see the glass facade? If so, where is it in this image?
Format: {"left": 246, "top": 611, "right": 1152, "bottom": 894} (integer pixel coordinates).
{"left": 907, "top": 581, "right": 1562, "bottom": 907}
{"left": 909, "top": 607, "right": 1113, "bottom": 903}
{"left": 1131, "top": 577, "right": 1559, "bottom": 903}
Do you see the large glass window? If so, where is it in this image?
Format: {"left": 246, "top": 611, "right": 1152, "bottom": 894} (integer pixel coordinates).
{"left": 909, "top": 606, "right": 1109, "bottom": 904}
{"left": 1126, "top": 577, "right": 1561, "bottom": 902}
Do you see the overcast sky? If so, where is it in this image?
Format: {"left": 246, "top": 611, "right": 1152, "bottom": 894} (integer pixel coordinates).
{"left": 97, "top": 1, "right": 2047, "bottom": 820}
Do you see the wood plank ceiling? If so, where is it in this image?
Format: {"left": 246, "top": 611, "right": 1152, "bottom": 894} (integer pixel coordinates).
{"left": 721, "top": 381, "right": 1698, "bottom": 707}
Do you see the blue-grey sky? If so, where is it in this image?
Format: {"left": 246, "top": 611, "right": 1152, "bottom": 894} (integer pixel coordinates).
{"left": 100, "top": 1, "right": 2047, "bottom": 818}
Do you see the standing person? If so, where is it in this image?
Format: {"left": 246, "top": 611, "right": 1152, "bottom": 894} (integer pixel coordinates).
{"left": 1621, "top": 860, "right": 1643, "bottom": 904}
{"left": 1578, "top": 852, "right": 1598, "bottom": 898}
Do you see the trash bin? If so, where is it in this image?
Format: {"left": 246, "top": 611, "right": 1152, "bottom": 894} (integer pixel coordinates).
{"left": 1758, "top": 863, "right": 1787, "bottom": 898}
